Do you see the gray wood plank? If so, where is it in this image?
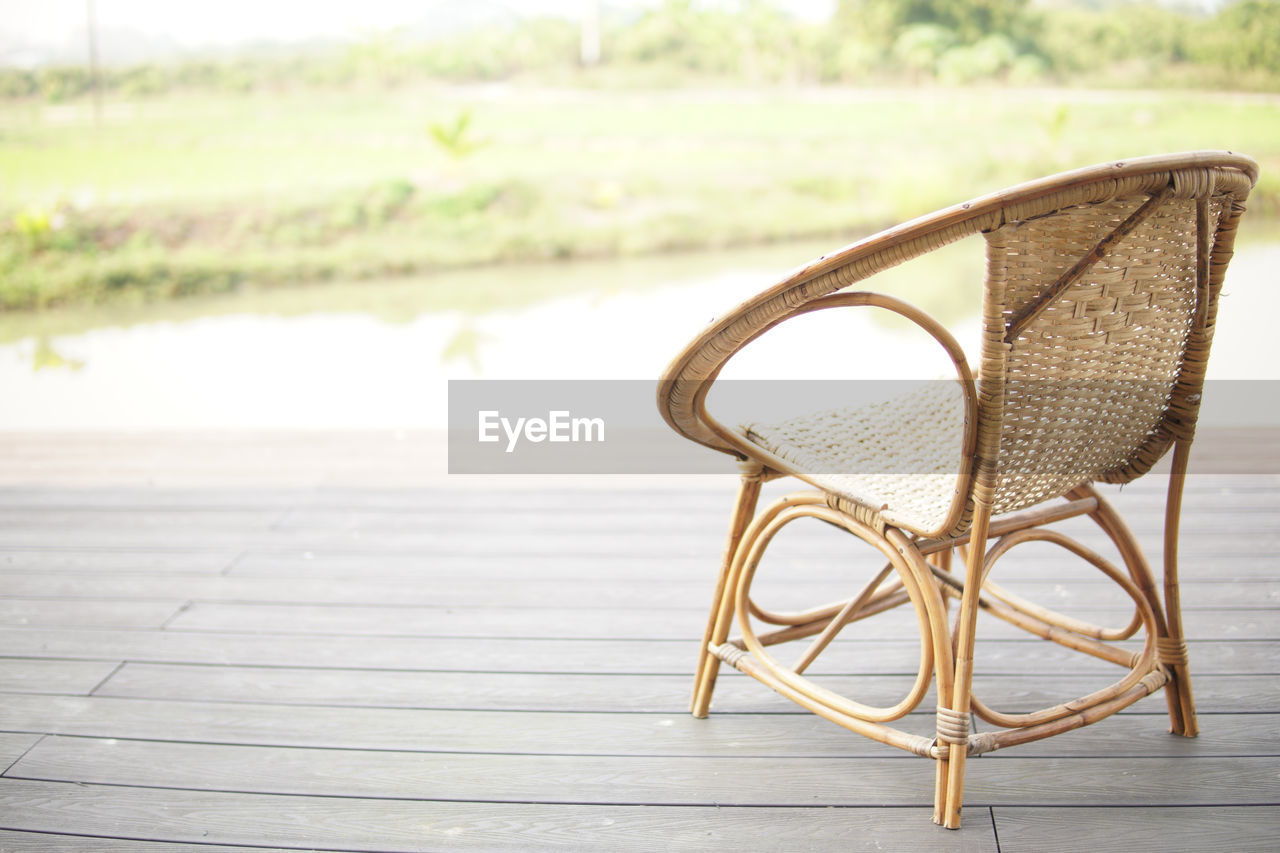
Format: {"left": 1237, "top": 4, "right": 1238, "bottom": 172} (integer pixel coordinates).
{"left": 0, "top": 550, "right": 234, "bottom": 575}
{"left": 0, "top": 832, "right": 309, "bottom": 853}
{"left": 0, "top": 660, "right": 119, "bottom": 696}
{"left": 0, "top": 779, "right": 999, "bottom": 852}
{"left": 92, "top": 663, "right": 1280, "bottom": 714}
{"left": 968, "top": 672, "right": 1280, "bottom": 715}
{"left": 221, "top": 562, "right": 1280, "bottom": 611}
{"left": 0, "top": 508, "right": 711, "bottom": 535}
{"left": 161, "top": 600, "right": 1280, "bottom": 641}
{"left": 165, "top": 601, "right": 712, "bottom": 638}
{"left": 967, "top": 758, "right": 1280, "bottom": 804}
{"left": 0, "top": 627, "right": 878, "bottom": 674}
{"left": 0, "top": 521, "right": 1273, "bottom": 562}
{"left": 0, "top": 483, "right": 1270, "bottom": 518}
{"left": 0, "top": 467, "right": 1259, "bottom": 497}
{"left": 0, "top": 693, "right": 937, "bottom": 756}
{"left": 221, "top": 548, "right": 1280, "bottom": 588}
{"left": 0, "top": 509, "right": 286, "bottom": 533}
{"left": 270, "top": 506, "right": 1280, "bottom": 535}
{"left": 0, "top": 487, "right": 304, "bottom": 509}
{"left": 0, "top": 479, "right": 1270, "bottom": 518}
{"left": 0, "top": 734, "right": 41, "bottom": 771}
{"left": 10, "top": 737, "right": 1280, "bottom": 808}
{"left": 991, "top": 806, "right": 1280, "bottom": 853}
{"left": 227, "top": 549, "right": 987, "bottom": 582}
{"left": 0, "top": 736, "right": 944, "bottom": 807}
{"left": 0, "top": 627, "right": 1272, "bottom": 676}
{"left": 2, "top": 571, "right": 1277, "bottom": 609}
{"left": 12, "top": 545, "right": 1247, "bottom": 584}
{"left": 0, "top": 536, "right": 1270, "bottom": 569}
{"left": 0, "top": 574, "right": 786, "bottom": 608}
{"left": 0, "top": 486, "right": 737, "bottom": 512}
{"left": 1, "top": 499, "right": 1270, "bottom": 541}
{"left": 1, "top": 694, "right": 1275, "bottom": 759}
{"left": 979, "top": 714, "right": 1280, "bottom": 758}
{"left": 92, "top": 662, "right": 942, "bottom": 712}
{"left": 288, "top": 479, "right": 1280, "bottom": 511}
{"left": 0, "top": 600, "right": 184, "bottom": 629}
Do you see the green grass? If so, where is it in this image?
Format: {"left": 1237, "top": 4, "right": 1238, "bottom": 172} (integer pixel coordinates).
{"left": 2, "top": 84, "right": 1279, "bottom": 310}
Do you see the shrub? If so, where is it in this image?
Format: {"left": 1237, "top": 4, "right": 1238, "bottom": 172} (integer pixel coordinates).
{"left": 937, "top": 33, "right": 1018, "bottom": 83}
{"left": 892, "top": 24, "right": 958, "bottom": 76}
{"left": 37, "top": 67, "right": 90, "bottom": 101}
{"left": 0, "top": 69, "right": 36, "bottom": 98}
{"left": 1194, "top": 0, "right": 1280, "bottom": 74}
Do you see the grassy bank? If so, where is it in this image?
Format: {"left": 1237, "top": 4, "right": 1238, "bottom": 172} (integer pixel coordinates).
{"left": 2, "top": 85, "right": 1279, "bottom": 310}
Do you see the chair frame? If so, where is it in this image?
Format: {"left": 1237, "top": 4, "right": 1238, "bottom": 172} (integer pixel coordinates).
{"left": 656, "top": 152, "right": 1258, "bottom": 828}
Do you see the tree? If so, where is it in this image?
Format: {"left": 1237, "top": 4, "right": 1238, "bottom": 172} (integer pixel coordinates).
{"left": 837, "top": 0, "right": 1030, "bottom": 44}
{"left": 1200, "top": 0, "right": 1280, "bottom": 72}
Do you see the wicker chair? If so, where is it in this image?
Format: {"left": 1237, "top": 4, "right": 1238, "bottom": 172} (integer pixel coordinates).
{"left": 656, "top": 152, "right": 1258, "bottom": 828}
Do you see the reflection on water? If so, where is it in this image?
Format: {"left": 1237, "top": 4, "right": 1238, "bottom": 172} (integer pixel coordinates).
{"left": 0, "top": 233, "right": 1276, "bottom": 429}
{"left": 31, "top": 336, "right": 85, "bottom": 372}
{"left": 441, "top": 322, "right": 491, "bottom": 372}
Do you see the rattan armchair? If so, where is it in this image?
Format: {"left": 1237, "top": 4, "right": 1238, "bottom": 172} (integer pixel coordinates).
{"left": 656, "top": 152, "right": 1258, "bottom": 828}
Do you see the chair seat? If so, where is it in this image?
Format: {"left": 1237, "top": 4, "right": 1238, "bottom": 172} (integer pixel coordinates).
{"left": 741, "top": 381, "right": 967, "bottom": 535}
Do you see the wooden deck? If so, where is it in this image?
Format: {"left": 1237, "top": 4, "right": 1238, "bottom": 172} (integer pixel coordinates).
{"left": 0, "top": 432, "right": 1278, "bottom": 851}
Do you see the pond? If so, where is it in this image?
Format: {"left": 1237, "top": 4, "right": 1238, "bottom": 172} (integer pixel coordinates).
{"left": 2, "top": 232, "right": 1277, "bottom": 430}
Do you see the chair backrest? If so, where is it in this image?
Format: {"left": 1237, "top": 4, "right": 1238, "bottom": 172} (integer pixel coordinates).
{"left": 972, "top": 157, "right": 1255, "bottom": 518}
{"left": 658, "top": 152, "right": 1257, "bottom": 537}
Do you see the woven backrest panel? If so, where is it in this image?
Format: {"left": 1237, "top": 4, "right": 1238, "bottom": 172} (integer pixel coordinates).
{"left": 980, "top": 189, "right": 1226, "bottom": 516}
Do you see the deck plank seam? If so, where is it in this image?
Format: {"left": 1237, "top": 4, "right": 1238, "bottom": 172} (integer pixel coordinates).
{"left": 0, "top": 826, "right": 370, "bottom": 853}
{"left": 86, "top": 662, "right": 127, "bottom": 696}
{"left": 0, "top": 734, "right": 46, "bottom": 777}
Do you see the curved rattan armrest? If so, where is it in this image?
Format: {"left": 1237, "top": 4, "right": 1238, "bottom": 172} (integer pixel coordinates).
{"left": 656, "top": 212, "right": 992, "bottom": 456}
{"left": 698, "top": 291, "right": 977, "bottom": 463}
{"left": 656, "top": 150, "right": 1258, "bottom": 456}
{"left": 676, "top": 291, "right": 979, "bottom": 537}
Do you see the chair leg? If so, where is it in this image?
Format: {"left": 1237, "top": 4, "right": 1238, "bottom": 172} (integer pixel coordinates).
{"left": 691, "top": 469, "right": 762, "bottom": 718}
{"left": 929, "top": 547, "right": 955, "bottom": 617}
{"left": 1071, "top": 484, "right": 1187, "bottom": 735}
{"left": 1162, "top": 441, "right": 1199, "bottom": 737}
{"left": 936, "top": 502, "right": 992, "bottom": 829}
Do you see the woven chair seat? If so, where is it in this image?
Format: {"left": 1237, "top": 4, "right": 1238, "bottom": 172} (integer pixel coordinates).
{"left": 742, "top": 381, "right": 966, "bottom": 534}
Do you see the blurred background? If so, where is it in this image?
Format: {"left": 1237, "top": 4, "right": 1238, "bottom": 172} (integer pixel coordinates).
{"left": 1, "top": 0, "right": 1277, "bottom": 429}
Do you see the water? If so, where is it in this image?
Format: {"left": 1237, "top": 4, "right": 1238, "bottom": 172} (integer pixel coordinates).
{"left": 2, "top": 236, "right": 1277, "bottom": 429}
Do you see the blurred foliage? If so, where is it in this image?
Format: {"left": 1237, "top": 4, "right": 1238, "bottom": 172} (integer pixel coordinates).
{"left": 0, "top": 0, "right": 1276, "bottom": 96}
{"left": 0, "top": 175, "right": 543, "bottom": 309}
{"left": 1196, "top": 0, "right": 1280, "bottom": 73}
{"left": 13, "top": 207, "right": 54, "bottom": 251}
{"left": 1, "top": 0, "right": 1278, "bottom": 311}
{"left": 427, "top": 110, "right": 490, "bottom": 160}
{"left": 2, "top": 82, "right": 1276, "bottom": 312}
{"left": 31, "top": 336, "right": 84, "bottom": 371}
{"left": 837, "top": 0, "right": 1034, "bottom": 47}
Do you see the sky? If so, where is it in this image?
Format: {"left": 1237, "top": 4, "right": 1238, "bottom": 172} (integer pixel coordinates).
{"left": 0, "top": 0, "right": 1228, "bottom": 66}
{"left": 0, "top": 1, "right": 835, "bottom": 55}
{"left": 2, "top": 1, "right": 597, "bottom": 46}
